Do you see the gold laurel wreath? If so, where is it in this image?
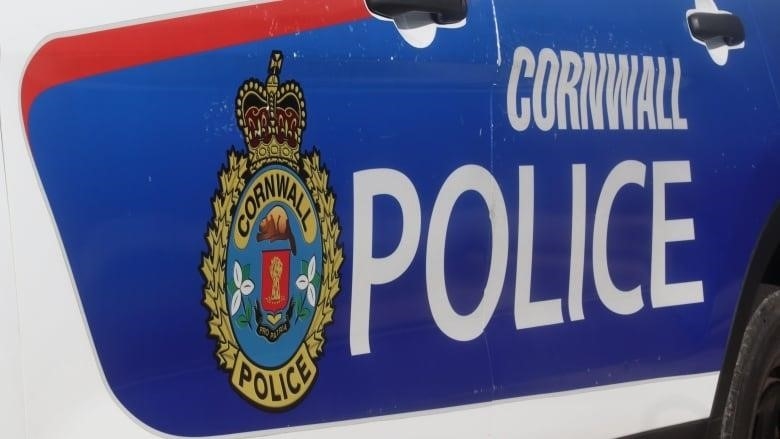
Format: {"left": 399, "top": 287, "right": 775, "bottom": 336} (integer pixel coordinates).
{"left": 301, "top": 151, "right": 343, "bottom": 356}
{"left": 201, "top": 150, "right": 342, "bottom": 369}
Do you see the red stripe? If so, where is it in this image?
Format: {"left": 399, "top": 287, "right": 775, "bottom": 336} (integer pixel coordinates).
{"left": 21, "top": 0, "right": 370, "bottom": 132}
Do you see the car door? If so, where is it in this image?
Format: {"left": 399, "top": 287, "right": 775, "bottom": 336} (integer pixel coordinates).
{"left": 489, "top": 0, "right": 780, "bottom": 433}
{"left": 13, "top": 0, "right": 780, "bottom": 437}
{"left": 21, "top": 0, "right": 501, "bottom": 436}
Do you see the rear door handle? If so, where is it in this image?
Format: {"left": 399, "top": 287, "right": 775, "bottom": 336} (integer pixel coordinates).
{"left": 688, "top": 12, "right": 745, "bottom": 46}
{"left": 366, "top": 0, "right": 468, "bottom": 25}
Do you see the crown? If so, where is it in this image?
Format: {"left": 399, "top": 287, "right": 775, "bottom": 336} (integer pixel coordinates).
{"left": 236, "top": 51, "right": 306, "bottom": 168}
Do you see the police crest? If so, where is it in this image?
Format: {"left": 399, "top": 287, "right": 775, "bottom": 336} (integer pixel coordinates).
{"left": 201, "top": 51, "right": 343, "bottom": 410}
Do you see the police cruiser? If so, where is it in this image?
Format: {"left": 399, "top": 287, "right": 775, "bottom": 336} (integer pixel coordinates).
{"left": 0, "top": 0, "right": 778, "bottom": 437}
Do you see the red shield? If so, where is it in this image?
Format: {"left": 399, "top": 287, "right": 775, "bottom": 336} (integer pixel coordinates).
{"left": 261, "top": 250, "right": 291, "bottom": 313}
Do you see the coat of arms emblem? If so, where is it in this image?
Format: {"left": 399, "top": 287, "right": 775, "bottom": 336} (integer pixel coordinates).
{"left": 201, "top": 51, "right": 343, "bottom": 410}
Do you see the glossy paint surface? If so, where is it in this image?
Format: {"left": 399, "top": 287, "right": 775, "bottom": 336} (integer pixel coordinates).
{"left": 20, "top": 0, "right": 780, "bottom": 436}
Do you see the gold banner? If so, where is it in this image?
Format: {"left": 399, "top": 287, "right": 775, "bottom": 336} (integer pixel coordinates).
{"left": 230, "top": 346, "right": 317, "bottom": 409}
{"left": 232, "top": 168, "right": 317, "bottom": 249}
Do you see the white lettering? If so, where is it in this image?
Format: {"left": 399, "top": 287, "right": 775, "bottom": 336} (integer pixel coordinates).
{"left": 349, "top": 160, "right": 703, "bottom": 355}
{"left": 505, "top": 47, "right": 687, "bottom": 132}
{"left": 533, "top": 48, "right": 560, "bottom": 131}
{"left": 656, "top": 57, "right": 673, "bottom": 130}
{"left": 580, "top": 53, "right": 607, "bottom": 130}
{"left": 557, "top": 50, "right": 583, "bottom": 130}
{"left": 568, "top": 164, "right": 587, "bottom": 321}
{"left": 515, "top": 166, "right": 565, "bottom": 329}
{"left": 350, "top": 169, "right": 421, "bottom": 355}
{"left": 427, "top": 165, "right": 508, "bottom": 341}
{"left": 593, "top": 160, "right": 646, "bottom": 315}
{"left": 651, "top": 161, "right": 704, "bottom": 307}
{"left": 507, "top": 46, "right": 535, "bottom": 132}
{"left": 671, "top": 58, "right": 688, "bottom": 129}
{"left": 637, "top": 56, "right": 657, "bottom": 130}
{"left": 605, "top": 54, "right": 638, "bottom": 130}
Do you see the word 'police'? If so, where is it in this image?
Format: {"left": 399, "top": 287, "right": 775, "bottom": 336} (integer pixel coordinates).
{"left": 350, "top": 160, "right": 703, "bottom": 355}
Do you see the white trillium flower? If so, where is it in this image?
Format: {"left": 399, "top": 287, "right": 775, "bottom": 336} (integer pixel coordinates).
{"left": 295, "top": 255, "right": 317, "bottom": 307}
{"left": 230, "top": 261, "right": 255, "bottom": 316}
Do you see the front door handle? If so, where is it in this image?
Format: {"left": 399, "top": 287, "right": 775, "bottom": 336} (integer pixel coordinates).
{"left": 366, "top": 0, "right": 467, "bottom": 25}
{"left": 688, "top": 12, "right": 745, "bottom": 46}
